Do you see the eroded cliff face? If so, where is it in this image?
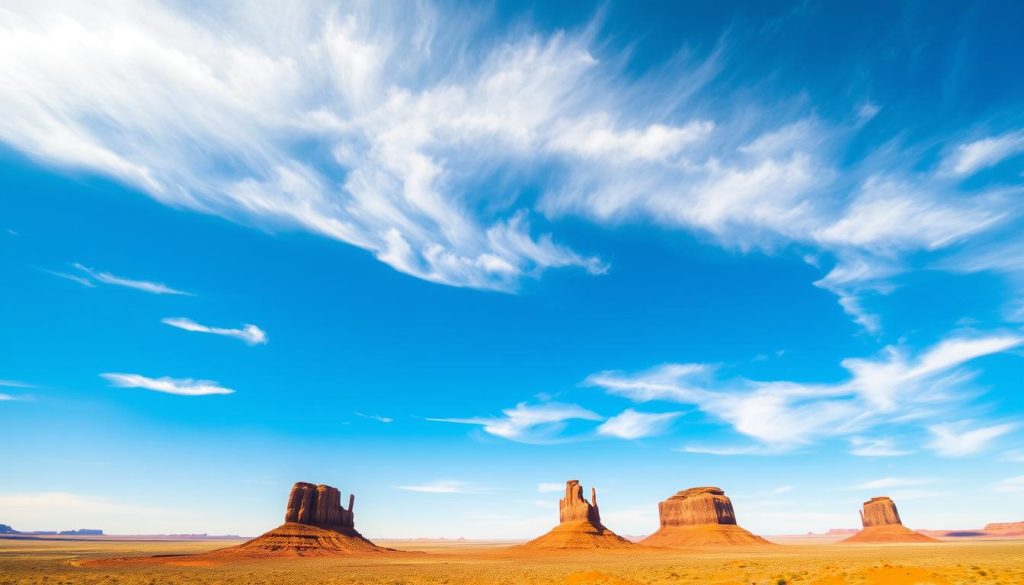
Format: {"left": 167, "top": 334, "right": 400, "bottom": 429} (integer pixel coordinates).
{"left": 285, "top": 482, "right": 355, "bottom": 529}
{"left": 658, "top": 487, "right": 738, "bottom": 527}
{"left": 859, "top": 497, "right": 902, "bottom": 528}
{"left": 559, "top": 480, "right": 601, "bottom": 524}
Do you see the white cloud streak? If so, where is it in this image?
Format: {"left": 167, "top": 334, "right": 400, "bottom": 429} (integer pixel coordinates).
{"left": 394, "top": 480, "right": 478, "bottom": 494}
{"left": 427, "top": 402, "right": 601, "bottom": 442}
{"left": 354, "top": 411, "right": 393, "bottom": 423}
{"left": 927, "top": 421, "right": 1016, "bottom": 457}
{"left": 1, "top": 0, "right": 1016, "bottom": 309}
{"left": 596, "top": 408, "right": 682, "bottom": 439}
{"left": 849, "top": 477, "right": 935, "bottom": 490}
{"left": 100, "top": 372, "right": 235, "bottom": 396}
{"left": 942, "top": 131, "right": 1024, "bottom": 176}
{"left": 162, "top": 317, "right": 267, "bottom": 345}
{"left": 992, "top": 475, "right": 1024, "bottom": 494}
{"left": 74, "top": 263, "right": 191, "bottom": 295}
{"left": 587, "top": 332, "right": 1022, "bottom": 449}
{"left": 0, "top": 379, "right": 35, "bottom": 388}
{"left": 848, "top": 437, "right": 913, "bottom": 457}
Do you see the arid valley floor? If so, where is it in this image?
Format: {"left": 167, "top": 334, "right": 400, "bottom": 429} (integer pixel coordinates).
{"left": 3, "top": 536, "right": 1023, "bottom": 585}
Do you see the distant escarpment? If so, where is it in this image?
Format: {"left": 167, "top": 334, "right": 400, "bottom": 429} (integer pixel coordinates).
{"left": 842, "top": 497, "right": 938, "bottom": 544}
{"left": 641, "top": 487, "right": 770, "bottom": 547}
{"left": 519, "top": 480, "right": 636, "bottom": 550}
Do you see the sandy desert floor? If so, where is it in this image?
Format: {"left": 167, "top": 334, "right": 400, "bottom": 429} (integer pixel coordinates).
{"left": 2, "top": 536, "right": 1023, "bottom": 585}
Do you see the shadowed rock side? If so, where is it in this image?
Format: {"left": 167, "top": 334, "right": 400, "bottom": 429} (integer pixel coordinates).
{"left": 641, "top": 487, "right": 770, "bottom": 548}
{"left": 519, "top": 480, "right": 636, "bottom": 550}
{"left": 85, "top": 481, "right": 390, "bottom": 565}
{"left": 842, "top": 497, "right": 938, "bottom": 543}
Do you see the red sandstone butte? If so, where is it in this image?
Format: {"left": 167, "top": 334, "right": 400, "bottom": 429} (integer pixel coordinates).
{"left": 842, "top": 496, "right": 938, "bottom": 544}
{"left": 520, "top": 480, "right": 636, "bottom": 550}
{"left": 85, "top": 481, "right": 390, "bottom": 566}
{"left": 641, "top": 486, "right": 770, "bottom": 547}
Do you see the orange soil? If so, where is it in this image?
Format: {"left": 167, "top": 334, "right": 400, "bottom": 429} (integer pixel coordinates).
{"left": 842, "top": 524, "right": 940, "bottom": 544}
{"left": 83, "top": 522, "right": 394, "bottom": 566}
{"left": 515, "top": 520, "right": 638, "bottom": 550}
{"left": 641, "top": 523, "right": 771, "bottom": 548}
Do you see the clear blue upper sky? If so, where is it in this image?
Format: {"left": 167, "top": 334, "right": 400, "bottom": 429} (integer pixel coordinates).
{"left": 1, "top": 0, "right": 1023, "bottom": 538}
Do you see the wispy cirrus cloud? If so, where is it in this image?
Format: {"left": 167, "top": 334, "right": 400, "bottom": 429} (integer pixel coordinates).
{"left": 596, "top": 408, "right": 682, "bottom": 439}
{"left": 394, "top": 480, "right": 482, "bottom": 494}
{"left": 992, "top": 475, "right": 1024, "bottom": 494}
{"left": 43, "top": 269, "right": 97, "bottom": 288}
{"left": 354, "top": 412, "right": 393, "bottom": 423}
{"left": 0, "top": 380, "right": 35, "bottom": 402}
{"left": 1, "top": 0, "right": 1019, "bottom": 315}
{"left": 926, "top": 421, "right": 1016, "bottom": 457}
{"left": 848, "top": 437, "right": 913, "bottom": 457}
{"left": 537, "top": 482, "right": 565, "bottom": 493}
{"left": 587, "top": 331, "right": 1022, "bottom": 449}
{"left": 427, "top": 402, "right": 601, "bottom": 443}
{"left": 162, "top": 317, "right": 266, "bottom": 345}
{"left": 100, "top": 373, "right": 234, "bottom": 396}
{"left": 72, "top": 263, "right": 192, "bottom": 295}
{"left": 848, "top": 477, "right": 935, "bottom": 491}
{"left": 0, "top": 379, "right": 35, "bottom": 388}
{"left": 941, "top": 130, "right": 1024, "bottom": 177}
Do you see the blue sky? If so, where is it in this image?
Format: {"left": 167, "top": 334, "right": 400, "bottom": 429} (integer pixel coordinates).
{"left": 2, "top": 0, "right": 1023, "bottom": 538}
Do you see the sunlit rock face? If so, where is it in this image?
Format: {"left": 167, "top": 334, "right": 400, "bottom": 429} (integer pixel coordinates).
{"left": 285, "top": 482, "right": 355, "bottom": 529}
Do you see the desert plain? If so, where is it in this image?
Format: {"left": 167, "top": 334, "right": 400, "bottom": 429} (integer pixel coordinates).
{"left": 4, "top": 480, "right": 1021, "bottom": 584}
{"left": 3, "top": 535, "right": 1024, "bottom": 585}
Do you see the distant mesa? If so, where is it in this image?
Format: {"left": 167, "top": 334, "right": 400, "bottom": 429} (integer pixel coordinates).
{"left": 0, "top": 524, "right": 103, "bottom": 536}
{"left": 641, "top": 487, "right": 770, "bottom": 547}
{"left": 518, "top": 480, "right": 636, "bottom": 550}
{"left": 841, "top": 496, "right": 938, "bottom": 544}
{"left": 983, "top": 521, "right": 1024, "bottom": 535}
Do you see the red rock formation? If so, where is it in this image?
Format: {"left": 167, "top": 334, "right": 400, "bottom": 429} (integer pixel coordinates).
{"left": 984, "top": 521, "right": 1024, "bottom": 533}
{"left": 284, "top": 482, "right": 355, "bottom": 529}
{"left": 859, "top": 496, "right": 901, "bottom": 527}
{"left": 520, "top": 480, "right": 636, "bottom": 550}
{"left": 641, "top": 487, "right": 769, "bottom": 547}
{"left": 560, "top": 480, "right": 601, "bottom": 524}
{"left": 88, "top": 481, "right": 391, "bottom": 565}
{"left": 842, "top": 496, "right": 938, "bottom": 544}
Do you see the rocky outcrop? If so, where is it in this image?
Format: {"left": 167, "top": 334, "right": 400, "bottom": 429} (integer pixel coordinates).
{"left": 641, "top": 487, "right": 769, "bottom": 547}
{"left": 560, "top": 480, "right": 601, "bottom": 524}
{"left": 520, "top": 480, "right": 636, "bottom": 550}
{"left": 88, "top": 481, "right": 391, "bottom": 565}
{"left": 842, "top": 496, "right": 938, "bottom": 543}
{"left": 657, "top": 487, "right": 737, "bottom": 527}
{"left": 285, "top": 482, "right": 355, "bottom": 529}
{"left": 859, "top": 496, "right": 901, "bottom": 527}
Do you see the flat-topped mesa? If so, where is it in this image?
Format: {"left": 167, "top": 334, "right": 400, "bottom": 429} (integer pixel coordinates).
{"left": 559, "top": 480, "right": 601, "bottom": 524}
{"left": 641, "top": 486, "right": 769, "bottom": 548}
{"left": 860, "top": 496, "right": 901, "bottom": 528}
{"left": 658, "top": 487, "right": 737, "bottom": 527}
{"left": 842, "top": 496, "right": 938, "bottom": 543}
{"left": 285, "top": 482, "right": 355, "bottom": 529}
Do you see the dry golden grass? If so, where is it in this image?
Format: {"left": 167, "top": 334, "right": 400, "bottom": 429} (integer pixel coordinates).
{"left": 2, "top": 536, "right": 1023, "bottom": 585}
